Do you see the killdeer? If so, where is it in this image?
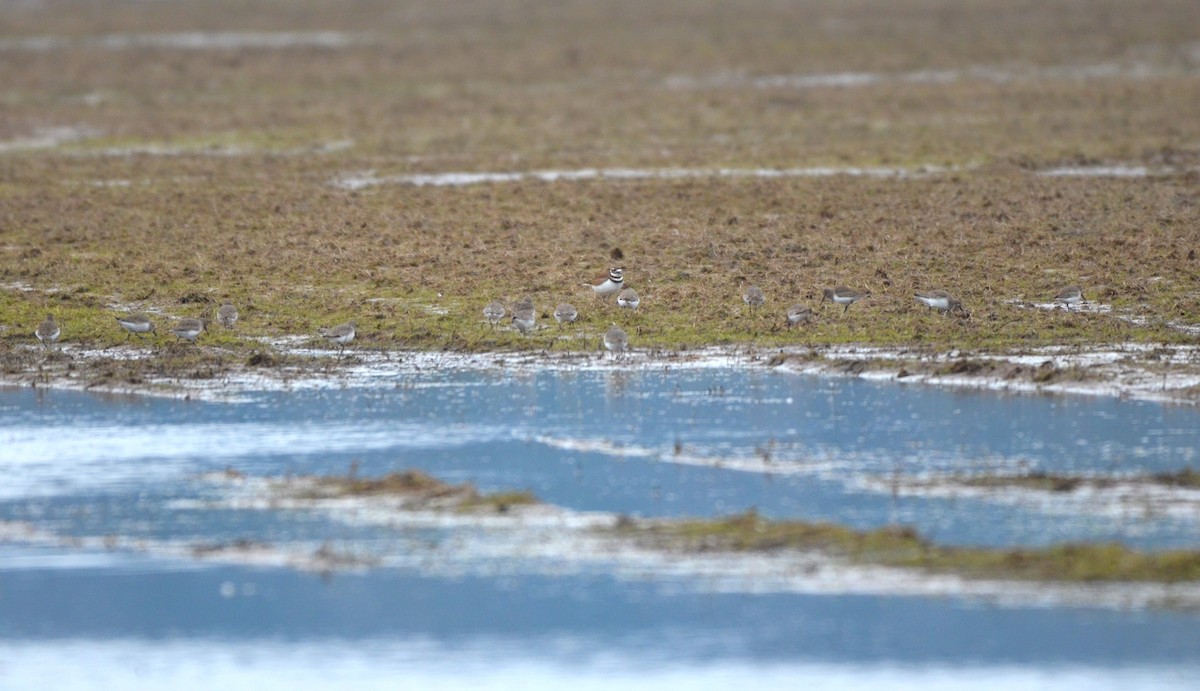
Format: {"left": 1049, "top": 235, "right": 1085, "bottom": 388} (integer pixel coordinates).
{"left": 1053, "top": 285, "right": 1084, "bottom": 311}
{"left": 171, "top": 317, "right": 205, "bottom": 343}
{"left": 482, "top": 300, "right": 506, "bottom": 328}
{"left": 821, "top": 286, "right": 869, "bottom": 314}
{"left": 35, "top": 314, "right": 60, "bottom": 348}
{"left": 786, "top": 304, "right": 812, "bottom": 328}
{"left": 617, "top": 287, "right": 640, "bottom": 311}
{"left": 554, "top": 303, "right": 578, "bottom": 327}
{"left": 583, "top": 267, "right": 624, "bottom": 297}
{"left": 603, "top": 324, "right": 628, "bottom": 357}
{"left": 217, "top": 300, "right": 239, "bottom": 328}
{"left": 116, "top": 313, "right": 155, "bottom": 341}
{"left": 321, "top": 320, "right": 356, "bottom": 353}
{"left": 914, "top": 290, "right": 965, "bottom": 315}
{"left": 743, "top": 285, "right": 765, "bottom": 312}
{"left": 511, "top": 296, "right": 536, "bottom": 335}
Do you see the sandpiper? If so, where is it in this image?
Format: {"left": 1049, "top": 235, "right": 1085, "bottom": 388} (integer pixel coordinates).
{"left": 217, "top": 300, "right": 239, "bottom": 328}
{"left": 35, "top": 314, "right": 60, "bottom": 348}
{"left": 914, "top": 290, "right": 965, "bottom": 315}
{"left": 821, "top": 286, "right": 869, "bottom": 314}
{"left": 1053, "top": 285, "right": 1084, "bottom": 311}
{"left": 511, "top": 297, "right": 536, "bottom": 335}
{"left": 583, "top": 267, "right": 624, "bottom": 297}
{"left": 554, "top": 303, "right": 578, "bottom": 327}
{"left": 617, "top": 287, "right": 640, "bottom": 311}
{"left": 115, "top": 313, "right": 155, "bottom": 340}
{"left": 321, "top": 320, "right": 356, "bottom": 352}
{"left": 483, "top": 300, "right": 506, "bottom": 328}
{"left": 170, "top": 317, "right": 205, "bottom": 343}
{"left": 786, "top": 304, "right": 813, "bottom": 328}
{"left": 603, "top": 324, "right": 628, "bottom": 357}
{"left": 743, "top": 285, "right": 766, "bottom": 313}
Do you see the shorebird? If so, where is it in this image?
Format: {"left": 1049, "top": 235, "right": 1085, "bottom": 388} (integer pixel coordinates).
{"left": 821, "top": 286, "right": 870, "bottom": 314}
{"left": 553, "top": 303, "right": 578, "bottom": 327}
{"left": 786, "top": 304, "right": 813, "bottom": 328}
{"left": 743, "top": 285, "right": 766, "bottom": 313}
{"left": 511, "top": 296, "right": 536, "bottom": 335}
{"left": 583, "top": 267, "right": 624, "bottom": 297}
{"left": 217, "top": 300, "right": 239, "bottom": 328}
{"left": 115, "top": 313, "right": 155, "bottom": 341}
{"left": 603, "top": 324, "right": 628, "bottom": 358}
{"left": 617, "top": 288, "right": 640, "bottom": 311}
{"left": 1053, "top": 285, "right": 1084, "bottom": 311}
{"left": 483, "top": 300, "right": 506, "bottom": 329}
{"left": 35, "top": 314, "right": 60, "bottom": 348}
{"left": 321, "top": 320, "right": 356, "bottom": 355}
{"left": 914, "top": 290, "right": 965, "bottom": 315}
{"left": 170, "top": 317, "right": 205, "bottom": 343}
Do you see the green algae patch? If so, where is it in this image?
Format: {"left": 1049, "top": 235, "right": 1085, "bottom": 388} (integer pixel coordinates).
{"left": 611, "top": 510, "right": 1200, "bottom": 584}
{"left": 926, "top": 468, "right": 1200, "bottom": 493}
{"left": 278, "top": 469, "right": 540, "bottom": 514}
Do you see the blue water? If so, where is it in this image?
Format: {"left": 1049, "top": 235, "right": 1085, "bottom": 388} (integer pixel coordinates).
{"left": 1, "top": 369, "right": 1199, "bottom": 687}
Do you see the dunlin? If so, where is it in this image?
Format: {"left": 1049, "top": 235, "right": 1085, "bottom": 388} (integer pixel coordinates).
{"left": 321, "top": 319, "right": 356, "bottom": 354}
{"left": 35, "top": 314, "right": 60, "bottom": 348}
{"left": 115, "top": 313, "right": 155, "bottom": 340}
{"left": 821, "top": 286, "right": 869, "bottom": 314}
{"left": 217, "top": 300, "right": 239, "bottom": 328}
{"left": 583, "top": 267, "right": 624, "bottom": 297}
{"left": 170, "top": 317, "right": 205, "bottom": 343}
{"left": 554, "top": 303, "right": 578, "bottom": 327}
{"left": 617, "top": 287, "right": 640, "bottom": 311}
{"left": 914, "top": 290, "right": 965, "bottom": 315}
{"left": 1053, "top": 285, "right": 1084, "bottom": 311}
{"left": 511, "top": 297, "right": 536, "bottom": 335}
{"left": 483, "top": 300, "right": 506, "bottom": 328}
{"left": 786, "top": 304, "right": 813, "bottom": 328}
{"left": 603, "top": 324, "right": 628, "bottom": 357}
{"left": 743, "top": 285, "right": 766, "bottom": 313}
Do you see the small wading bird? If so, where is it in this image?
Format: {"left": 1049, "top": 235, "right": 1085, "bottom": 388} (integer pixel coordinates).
{"left": 170, "top": 317, "right": 205, "bottom": 343}
{"left": 1053, "top": 285, "right": 1084, "bottom": 311}
{"left": 603, "top": 324, "right": 628, "bottom": 358}
{"left": 116, "top": 313, "right": 155, "bottom": 341}
{"left": 553, "top": 303, "right": 578, "bottom": 327}
{"left": 482, "top": 300, "right": 506, "bottom": 329}
{"left": 582, "top": 267, "right": 624, "bottom": 297}
{"left": 913, "top": 290, "right": 966, "bottom": 316}
{"left": 217, "top": 300, "right": 239, "bottom": 328}
{"left": 742, "top": 285, "right": 765, "bottom": 314}
{"left": 822, "top": 286, "right": 870, "bottom": 314}
{"left": 321, "top": 319, "right": 356, "bottom": 356}
{"left": 35, "top": 314, "right": 60, "bottom": 349}
{"left": 617, "top": 288, "right": 640, "bottom": 311}
{"left": 511, "top": 297, "right": 536, "bottom": 335}
{"left": 786, "top": 304, "right": 812, "bottom": 328}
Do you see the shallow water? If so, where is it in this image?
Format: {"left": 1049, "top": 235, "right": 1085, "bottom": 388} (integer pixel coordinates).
{"left": 2, "top": 368, "right": 1199, "bottom": 687}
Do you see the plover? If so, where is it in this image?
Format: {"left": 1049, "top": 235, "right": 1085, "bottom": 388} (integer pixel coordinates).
{"left": 170, "top": 317, "right": 205, "bottom": 343}
{"left": 743, "top": 285, "right": 766, "bottom": 312}
{"left": 821, "top": 286, "right": 869, "bottom": 314}
{"left": 511, "top": 297, "right": 536, "bottom": 335}
{"left": 321, "top": 319, "right": 356, "bottom": 354}
{"left": 1053, "top": 285, "right": 1084, "bottom": 311}
{"left": 583, "top": 267, "right": 624, "bottom": 297}
{"left": 554, "top": 303, "right": 578, "bottom": 327}
{"left": 483, "top": 300, "right": 506, "bottom": 328}
{"left": 617, "top": 288, "right": 640, "bottom": 311}
{"left": 603, "top": 324, "right": 628, "bottom": 357}
{"left": 35, "top": 314, "right": 60, "bottom": 348}
{"left": 217, "top": 300, "right": 239, "bottom": 328}
{"left": 786, "top": 304, "right": 813, "bottom": 328}
{"left": 116, "top": 313, "right": 155, "bottom": 340}
{"left": 914, "top": 290, "right": 965, "bottom": 315}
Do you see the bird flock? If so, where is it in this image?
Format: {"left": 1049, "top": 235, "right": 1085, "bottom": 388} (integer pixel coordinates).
{"left": 23, "top": 269, "right": 1090, "bottom": 359}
